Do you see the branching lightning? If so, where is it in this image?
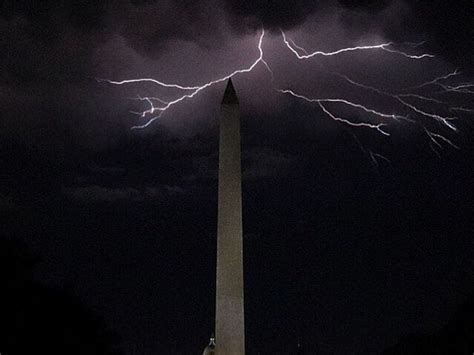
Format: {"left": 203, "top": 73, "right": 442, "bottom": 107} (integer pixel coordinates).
{"left": 280, "top": 30, "right": 435, "bottom": 60}
{"left": 278, "top": 31, "right": 473, "bottom": 159}
{"left": 102, "top": 27, "right": 472, "bottom": 160}
{"left": 100, "top": 29, "right": 272, "bottom": 129}
{"left": 277, "top": 89, "right": 393, "bottom": 136}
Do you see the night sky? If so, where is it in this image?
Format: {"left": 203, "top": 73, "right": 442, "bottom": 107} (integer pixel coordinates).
{"left": 1, "top": 1, "right": 474, "bottom": 354}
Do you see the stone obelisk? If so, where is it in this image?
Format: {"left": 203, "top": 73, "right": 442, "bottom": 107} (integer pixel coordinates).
{"left": 215, "top": 78, "right": 245, "bottom": 354}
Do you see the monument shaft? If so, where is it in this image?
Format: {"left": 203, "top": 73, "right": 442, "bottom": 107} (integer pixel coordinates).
{"left": 215, "top": 79, "right": 245, "bottom": 354}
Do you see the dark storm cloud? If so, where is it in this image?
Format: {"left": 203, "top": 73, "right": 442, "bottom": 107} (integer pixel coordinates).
{"left": 223, "top": 0, "right": 472, "bottom": 70}
{"left": 1, "top": 0, "right": 472, "bottom": 205}
{"left": 0, "top": 1, "right": 108, "bottom": 84}
{"left": 222, "top": 0, "right": 391, "bottom": 32}
{"left": 333, "top": 0, "right": 474, "bottom": 70}
{"left": 113, "top": 0, "right": 227, "bottom": 58}
{"left": 222, "top": 0, "right": 325, "bottom": 31}
{"left": 0, "top": 0, "right": 223, "bottom": 85}
{"left": 62, "top": 184, "right": 185, "bottom": 202}
{"left": 337, "top": 0, "right": 390, "bottom": 10}
{"left": 385, "top": 0, "right": 474, "bottom": 71}
{"left": 1, "top": 0, "right": 471, "bottom": 89}
{"left": 222, "top": 0, "right": 473, "bottom": 69}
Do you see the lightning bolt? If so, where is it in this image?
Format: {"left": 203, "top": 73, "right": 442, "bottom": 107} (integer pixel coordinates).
{"left": 102, "top": 27, "right": 472, "bottom": 161}
{"left": 280, "top": 30, "right": 435, "bottom": 59}
{"left": 100, "top": 29, "right": 272, "bottom": 129}
{"left": 406, "top": 69, "right": 462, "bottom": 90}
{"left": 277, "top": 89, "right": 393, "bottom": 136}
{"left": 278, "top": 31, "right": 472, "bottom": 157}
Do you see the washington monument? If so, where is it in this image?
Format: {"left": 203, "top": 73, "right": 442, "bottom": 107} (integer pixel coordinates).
{"left": 214, "top": 78, "right": 245, "bottom": 354}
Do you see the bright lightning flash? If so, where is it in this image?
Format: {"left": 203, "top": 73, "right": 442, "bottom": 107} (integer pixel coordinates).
{"left": 101, "top": 29, "right": 473, "bottom": 160}
{"left": 100, "top": 30, "right": 272, "bottom": 129}
{"left": 279, "top": 31, "right": 473, "bottom": 159}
